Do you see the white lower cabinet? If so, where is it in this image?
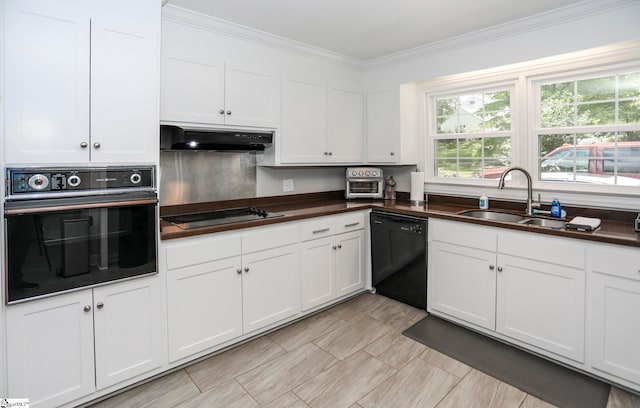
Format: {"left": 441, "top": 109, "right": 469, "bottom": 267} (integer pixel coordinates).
{"left": 590, "top": 245, "right": 640, "bottom": 388}
{"left": 6, "top": 276, "right": 162, "bottom": 408}
{"left": 165, "top": 224, "right": 301, "bottom": 362}
{"left": 300, "top": 213, "right": 365, "bottom": 311}
{"left": 429, "top": 241, "right": 496, "bottom": 330}
{"left": 429, "top": 219, "right": 586, "bottom": 362}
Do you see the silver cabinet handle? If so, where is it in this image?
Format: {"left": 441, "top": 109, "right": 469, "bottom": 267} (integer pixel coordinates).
{"left": 83, "top": 305, "right": 91, "bottom": 312}
{"left": 96, "top": 302, "right": 104, "bottom": 309}
{"left": 489, "top": 265, "right": 495, "bottom": 270}
{"left": 333, "top": 245, "right": 337, "bottom": 250}
{"left": 93, "top": 142, "right": 101, "bottom": 148}
{"left": 237, "top": 268, "right": 242, "bottom": 274}
{"left": 219, "top": 109, "right": 225, "bottom": 114}
{"left": 390, "top": 152, "right": 395, "bottom": 156}
{"left": 497, "top": 266, "right": 503, "bottom": 272}
{"left": 244, "top": 267, "right": 250, "bottom": 272}
{"left": 373, "top": 220, "right": 383, "bottom": 224}
{"left": 80, "top": 142, "right": 88, "bottom": 148}
{"left": 328, "top": 152, "right": 333, "bottom": 156}
{"left": 344, "top": 222, "right": 360, "bottom": 228}
{"left": 313, "top": 228, "right": 330, "bottom": 234}
{"left": 337, "top": 244, "right": 342, "bottom": 249}
{"left": 226, "top": 110, "right": 232, "bottom": 115}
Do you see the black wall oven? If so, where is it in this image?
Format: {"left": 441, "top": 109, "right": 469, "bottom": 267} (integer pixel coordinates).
{"left": 4, "top": 167, "right": 157, "bottom": 303}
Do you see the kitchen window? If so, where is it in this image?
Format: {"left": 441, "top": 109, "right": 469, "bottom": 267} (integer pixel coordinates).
{"left": 431, "top": 86, "right": 514, "bottom": 179}
{"left": 424, "top": 43, "right": 640, "bottom": 201}
{"left": 533, "top": 70, "right": 640, "bottom": 187}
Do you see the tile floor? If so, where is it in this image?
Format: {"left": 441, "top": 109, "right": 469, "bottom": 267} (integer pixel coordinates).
{"left": 90, "top": 293, "right": 640, "bottom": 408}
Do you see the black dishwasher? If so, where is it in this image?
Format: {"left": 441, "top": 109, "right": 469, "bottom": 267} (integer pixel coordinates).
{"left": 370, "top": 211, "right": 427, "bottom": 309}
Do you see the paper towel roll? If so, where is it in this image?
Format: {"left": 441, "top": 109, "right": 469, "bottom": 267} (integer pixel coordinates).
{"left": 410, "top": 172, "right": 425, "bottom": 203}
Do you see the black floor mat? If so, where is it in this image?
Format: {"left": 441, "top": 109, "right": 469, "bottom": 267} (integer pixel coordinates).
{"left": 403, "top": 315, "right": 610, "bottom": 408}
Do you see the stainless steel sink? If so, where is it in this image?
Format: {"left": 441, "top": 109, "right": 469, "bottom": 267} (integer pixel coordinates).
{"left": 519, "top": 218, "right": 566, "bottom": 229}
{"left": 457, "top": 210, "right": 527, "bottom": 223}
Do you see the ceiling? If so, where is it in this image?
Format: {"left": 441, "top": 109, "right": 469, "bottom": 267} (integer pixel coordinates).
{"left": 167, "top": 0, "right": 586, "bottom": 61}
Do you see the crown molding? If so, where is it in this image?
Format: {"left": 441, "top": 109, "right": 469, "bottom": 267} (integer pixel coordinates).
{"left": 162, "top": 5, "right": 365, "bottom": 70}
{"left": 365, "top": 0, "right": 639, "bottom": 69}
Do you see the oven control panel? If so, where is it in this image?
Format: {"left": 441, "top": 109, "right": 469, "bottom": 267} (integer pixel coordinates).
{"left": 346, "top": 167, "right": 383, "bottom": 179}
{"left": 6, "top": 167, "right": 155, "bottom": 199}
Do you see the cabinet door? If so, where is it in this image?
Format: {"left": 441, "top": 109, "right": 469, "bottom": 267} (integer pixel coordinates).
{"left": 225, "top": 64, "right": 280, "bottom": 128}
{"left": 301, "top": 237, "right": 335, "bottom": 311}
{"left": 90, "top": 18, "right": 158, "bottom": 163}
{"left": 335, "top": 230, "right": 365, "bottom": 297}
{"left": 166, "top": 257, "right": 243, "bottom": 362}
{"left": 328, "top": 87, "right": 363, "bottom": 163}
{"left": 496, "top": 254, "right": 585, "bottom": 362}
{"left": 93, "top": 277, "right": 163, "bottom": 389}
{"left": 429, "top": 241, "right": 496, "bottom": 330}
{"left": 4, "top": 0, "right": 90, "bottom": 164}
{"left": 6, "top": 291, "right": 95, "bottom": 407}
{"left": 281, "top": 76, "right": 328, "bottom": 163}
{"left": 591, "top": 248, "right": 640, "bottom": 384}
{"left": 242, "top": 244, "right": 301, "bottom": 333}
{"left": 366, "top": 88, "right": 400, "bottom": 163}
{"left": 160, "top": 53, "right": 225, "bottom": 124}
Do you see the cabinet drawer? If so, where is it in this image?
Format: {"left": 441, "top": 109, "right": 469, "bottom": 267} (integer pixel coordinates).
{"left": 243, "top": 223, "right": 299, "bottom": 253}
{"left": 498, "top": 231, "right": 585, "bottom": 269}
{"left": 165, "top": 233, "right": 241, "bottom": 270}
{"left": 301, "top": 218, "right": 335, "bottom": 241}
{"left": 592, "top": 245, "right": 640, "bottom": 281}
{"left": 335, "top": 212, "right": 366, "bottom": 234}
{"left": 430, "top": 219, "right": 497, "bottom": 252}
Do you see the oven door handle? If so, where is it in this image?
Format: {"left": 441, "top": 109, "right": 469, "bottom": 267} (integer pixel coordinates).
{"left": 4, "top": 197, "right": 158, "bottom": 215}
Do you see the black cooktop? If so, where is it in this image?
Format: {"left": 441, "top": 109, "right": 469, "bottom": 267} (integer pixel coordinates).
{"left": 163, "top": 207, "right": 284, "bottom": 230}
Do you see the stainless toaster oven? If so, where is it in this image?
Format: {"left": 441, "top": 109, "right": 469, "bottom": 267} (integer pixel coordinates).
{"left": 345, "top": 167, "right": 384, "bottom": 199}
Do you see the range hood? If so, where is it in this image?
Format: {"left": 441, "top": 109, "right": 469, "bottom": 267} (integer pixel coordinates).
{"left": 160, "top": 125, "right": 273, "bottom": 152}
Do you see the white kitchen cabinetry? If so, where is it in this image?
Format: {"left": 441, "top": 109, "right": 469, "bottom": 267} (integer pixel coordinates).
{"left": 366, "top": 88, "right": 400, "bottom": 163}
{"left": 301, "top": 213, "right": 365, "bottom": 311}
{"left": 160, "top": 54, "right": 279, "bottom": 128}
{"left": 4, "top": 0, "right": 159, "bottom": 165}
{"left": 281, "top": 75, "right": 363, "bottom": 164}
{"left": 429, "top": 219, "right": 586, "bottom": 362}
{"left": 429, "top": 222, "right": 497, "bottom": 330}
{"left": 365, "top": 84, "right": 418, "bottom": 165}
{"left": 496, "top": 232, "right": 586, "bottom": 363}
{"left": 165, "top": 224, "right": 300, "bottom": 362}
{"left": 93, "top": 278, "right": 164, "bottom": 390}
{"left": 6, "top": 276, "right": 162, "bottom": 408}
{"left": 590, "top": 245, "right": 640, "bottom": 387}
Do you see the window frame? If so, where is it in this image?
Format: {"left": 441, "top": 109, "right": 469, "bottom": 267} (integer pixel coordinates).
{"left": 426, "top": 79, "right": 521, "bottom": 187}
{"left": 420, "top": 42, "right": 640, "bottom": 201}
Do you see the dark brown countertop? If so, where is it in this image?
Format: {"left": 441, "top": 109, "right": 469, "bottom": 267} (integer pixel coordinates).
{"left": 160, "top": 191, "right": 640, "bottom": 248}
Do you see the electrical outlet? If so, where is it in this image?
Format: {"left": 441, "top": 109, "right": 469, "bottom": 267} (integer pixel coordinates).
{"left": 283, "top": 179, "right": 294, "bottom": 192}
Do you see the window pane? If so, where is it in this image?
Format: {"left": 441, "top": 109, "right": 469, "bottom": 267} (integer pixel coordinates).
{"left": 459, "top": 138, "right": 482, "bottom": 158}
{"left": 619, "top": 72, "right": 640, "bottom": 98}
{"left": 541, "top": 81, "right": 573, "bottom": 105}
{"left": 459, "top": 159, "right": 481, "bottom": 178}
{"left": 483, "top": 137, "right": 511, "bottom": 158}
{"left": 619, "top": 99, "right": 640, "bottom": 123}
{"left": 577, "top": 102, "right": 615, "bottom": 125}
{"left": 436, "top": 139, "right": 457, "bottom": 157}
{"left": 435, "top": 159, "right": 458, "bottom": 177}
{"left": 437, "top": 98, "right": 457, "bottom": 116}
{"left": 577, "top": 76, "right": 615, "bottom": 102}
{"left": 538, "top": 133, "right": 640, "bottom": 185}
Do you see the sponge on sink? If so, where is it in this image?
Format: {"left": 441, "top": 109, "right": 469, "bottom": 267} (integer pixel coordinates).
{"left": 566, "top": 216, "right": 601, "bottom": 231}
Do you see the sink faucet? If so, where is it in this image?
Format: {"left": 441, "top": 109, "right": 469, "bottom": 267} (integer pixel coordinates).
{"left": 497, "top": 166, "right": 538, "bottom": 216}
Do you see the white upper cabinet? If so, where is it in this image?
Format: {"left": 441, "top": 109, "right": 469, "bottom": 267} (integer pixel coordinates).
{"left": 160, "top": 23, "right": 280, "bottom": 129}
{"left": 328, "top": 86, "right": 364, "bottom": 163}
{"left": 281, "top": 75, "right": 363, "bottom": 164}
{"left": 365, "top": 84, "right": 418, "bottom": 165}
{"left": 4, "top": 0, "right": 160, "bottom": 165}
{"left": 366, "top": 88, "right": 400, "bottom": 163}
{"left": 281, "top": 75, "right": 328, "bottom": 163}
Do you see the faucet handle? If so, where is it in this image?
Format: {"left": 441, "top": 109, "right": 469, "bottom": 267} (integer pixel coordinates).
{"left": 532, "top": 193, "right": 542, "bottom": 209}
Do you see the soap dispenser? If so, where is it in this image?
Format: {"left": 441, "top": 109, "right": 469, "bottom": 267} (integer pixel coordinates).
{"left": 479, "top": 192, "right": 489, "bottom": 210}
{"left": 550, "top": 198, "right": 562, "bottom": 218}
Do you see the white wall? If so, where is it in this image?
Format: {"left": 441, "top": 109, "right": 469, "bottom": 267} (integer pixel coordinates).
{"left": 364, "top": 0, "right": 640, "bottom": 87}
